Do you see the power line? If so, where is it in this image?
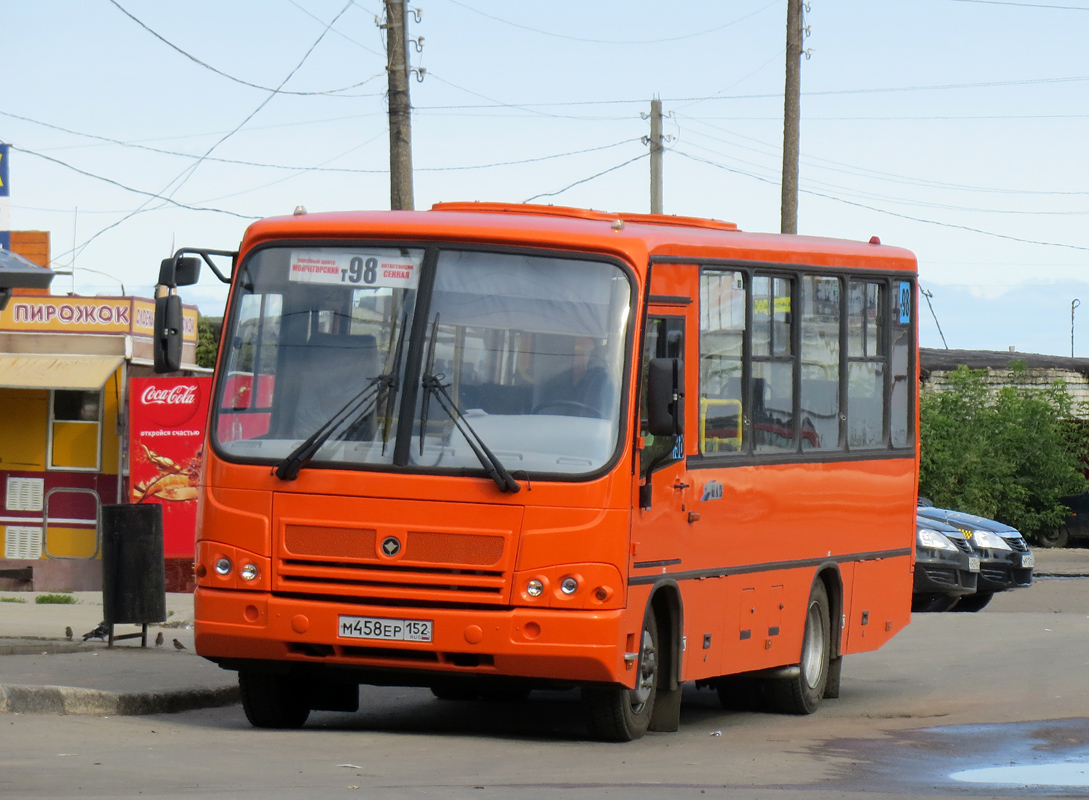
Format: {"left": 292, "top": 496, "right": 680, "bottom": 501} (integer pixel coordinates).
{"left": 412, "top": 74, "right": 1089, "bottom": 112}
{"left": 523, "top": 153, "right": 648, "bottom": 203}
{"left": 444, "top": 0, "right": 779, "bottom": 44}
{"left": 58, "top": 0, "right": 354, "bottom": 264}
{"left": 107, "top": 0, "right": 378, "bottom": 96}
{"left": 951, "top": 0, "right": 1089, "bottom": 9}
{"left": 670, "top": 149, "right": 1089, "bottom": 253}
{"left": 678, "top": 115, "right": 1089, "bottom": 196}
{"left": 12, "top": 145, "right": 256, "bottom": 219}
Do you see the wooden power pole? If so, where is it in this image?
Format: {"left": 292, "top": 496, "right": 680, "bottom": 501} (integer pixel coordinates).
{"left": 386, "top": 0, "right": 414, "bottom": 210}
{"left": 649, "top": 97, "right": 663, "bottom": 214}
{"left": 780, "top": 0, "right": 803, "bottom": 234}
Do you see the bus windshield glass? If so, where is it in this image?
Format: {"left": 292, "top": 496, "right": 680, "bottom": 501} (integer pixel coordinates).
{"left": 213, "top": 245, "right": 632, "bottom": 477}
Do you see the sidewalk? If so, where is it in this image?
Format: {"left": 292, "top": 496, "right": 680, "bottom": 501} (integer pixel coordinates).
{"left": 0, "top": 591, "right": 238, "bottom": 716}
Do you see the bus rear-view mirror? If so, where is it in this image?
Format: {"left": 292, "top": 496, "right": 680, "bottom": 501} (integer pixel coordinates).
{"left": 647, "top": 357, "right": 684, "bottom": 437}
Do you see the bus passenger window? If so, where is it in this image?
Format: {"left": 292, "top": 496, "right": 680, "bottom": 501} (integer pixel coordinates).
{"left": 890, "top": 281, "right": 913, "bottom": 448}
{"left": 847, "top": 281, "right": 885, "bottom": 448}
{"left": 752, "top": 275, "right": 795, "bottom": 454}
{"left": 699, "top": 271, "right": 745, "bottom": 455}
{"left": 800, "top": 275, "right": 841, "bottom": 450}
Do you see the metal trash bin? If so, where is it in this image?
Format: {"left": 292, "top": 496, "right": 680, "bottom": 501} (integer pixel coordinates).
{"left": 101, "top": 504, "right": 167, "bottom": 644}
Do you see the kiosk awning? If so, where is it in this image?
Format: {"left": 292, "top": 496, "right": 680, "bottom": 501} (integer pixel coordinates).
{"left": 0, "top": 354, "right": 124, "bottom": 390}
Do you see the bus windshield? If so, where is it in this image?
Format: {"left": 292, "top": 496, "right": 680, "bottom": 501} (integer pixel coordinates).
{"left": 213, "top": 245, "right": 632, "bottom": 477}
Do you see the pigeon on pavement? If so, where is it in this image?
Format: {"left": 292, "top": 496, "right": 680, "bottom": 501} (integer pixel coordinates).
{"left": 83, "top": 622, "right": 109, "bottom": 641}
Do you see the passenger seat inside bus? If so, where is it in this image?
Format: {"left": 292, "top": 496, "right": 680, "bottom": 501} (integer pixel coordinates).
{"left": 289, "top": 332, "right": 379, "bottom": 440}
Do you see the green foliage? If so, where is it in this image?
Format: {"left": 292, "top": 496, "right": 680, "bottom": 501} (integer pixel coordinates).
{"left": 196, "top": 315, "right": 220, "bottom": 369}
{"left": 35, "top": 593, "right": 77, "bottom": 605}
{"left": 0, "top": 596, "right": 27, "bottom": 603}
{"left": 920, "top": 364, "right": 1089, "bottom": 539}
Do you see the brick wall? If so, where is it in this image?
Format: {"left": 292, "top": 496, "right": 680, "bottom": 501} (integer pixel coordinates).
{"left": 924, "top": 367, "right": 1089, "bottom": 414}
{"left": 10, "top": 231, "right": 52, "bottom": 297}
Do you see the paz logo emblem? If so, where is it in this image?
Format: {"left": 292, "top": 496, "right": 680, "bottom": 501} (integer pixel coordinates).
{"left": 381, "top": 536, "right": 402, "bottom": 557}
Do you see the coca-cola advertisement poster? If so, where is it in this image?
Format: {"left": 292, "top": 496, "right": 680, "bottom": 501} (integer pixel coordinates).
{"left": 128, "top": 377, "right": 211, "bottom": 558}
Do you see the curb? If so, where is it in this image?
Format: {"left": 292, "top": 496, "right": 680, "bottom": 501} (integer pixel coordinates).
{"left": 0, "top": 683, "right": 239, "bottom": 716}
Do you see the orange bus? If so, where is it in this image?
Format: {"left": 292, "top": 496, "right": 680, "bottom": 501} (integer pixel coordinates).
{"left": 154, "top": 203, "right": 918, "bottom": 740}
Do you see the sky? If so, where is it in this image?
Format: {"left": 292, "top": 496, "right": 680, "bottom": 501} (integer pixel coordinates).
{"left": 3, "top": 0, "right": 1088, "bottom": 356}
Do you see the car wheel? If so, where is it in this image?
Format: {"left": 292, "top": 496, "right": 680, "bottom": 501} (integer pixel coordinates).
{"left": 584, "top": 613, "right": 658, "bottom": 741}
{"left": 1037, "top": 526, "right": 1071, "bottom": 549}
{"left": 912, "top": 594, "right": 960, "bottom": 613}
{"left": 239, "top": 670, "right": 310, "bottom": 729}
{"left": 766, "top": 581, "right": 831, "bottom": 715}
{"left": 951, "top": 592, "right": 993, "bottom": 612}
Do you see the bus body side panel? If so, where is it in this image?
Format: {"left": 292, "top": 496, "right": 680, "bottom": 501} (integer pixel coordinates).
{"left": 670, "top": 458, "right": 915, "bottom": 681}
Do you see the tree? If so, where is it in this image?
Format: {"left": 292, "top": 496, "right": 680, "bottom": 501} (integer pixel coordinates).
{"left": 196, "top": 315, "right": 220, "bottom": 369}
{"left": 919, "top": 364, "right": 1089, "bottom": 539}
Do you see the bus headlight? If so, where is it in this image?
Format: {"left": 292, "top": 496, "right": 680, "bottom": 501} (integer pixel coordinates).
{"left": 215, "top": 557, "right": 233, "bottom": 576}
{"left": 240, "top": 563, "right": 259, "bottom": 582}
{"left": 560, "top": 576, "right": 579, "bottom": 595}
{"left": 526, "top": 579, "right": 544, "bottom": 597}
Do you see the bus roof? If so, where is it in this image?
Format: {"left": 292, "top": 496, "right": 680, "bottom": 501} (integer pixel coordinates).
{"left": 240, "top": 202, "right": 917, "bottom": 273}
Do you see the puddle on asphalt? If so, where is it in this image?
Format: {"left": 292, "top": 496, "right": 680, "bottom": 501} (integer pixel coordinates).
{"left": 952, "top": 762, "right": 1089, "bottom": 787}
{"left": 814, "top": 717, "right": 1089, "bottom": 796}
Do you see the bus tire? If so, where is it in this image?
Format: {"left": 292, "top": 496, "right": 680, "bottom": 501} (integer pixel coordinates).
{"left": 239, "top": 669, "right": 310, "bottom": 729}
{"left": 767, "top": 581, "right": 830, "bottom": 715}
{"left": 583, "top": 613, "right": 658, "bottom": 741}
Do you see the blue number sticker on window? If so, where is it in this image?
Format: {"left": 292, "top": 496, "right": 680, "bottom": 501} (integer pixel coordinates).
{"left": 898, "top": 282, "right": 911, "bottom": 325}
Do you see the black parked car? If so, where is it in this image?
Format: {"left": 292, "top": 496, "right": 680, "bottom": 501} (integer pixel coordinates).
{"left": 913, "top": 514, "right": 979, "bottom": 613}
{"left": 1038, "top": 491, "right": 1089, "bottom": 548}
{"left": 916, "top": 506, "right": 1034, "bottom": 611}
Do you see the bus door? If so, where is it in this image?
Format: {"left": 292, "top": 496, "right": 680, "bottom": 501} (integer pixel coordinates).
{"left": 631, "top": 306, "right": 692, "bottom": 579}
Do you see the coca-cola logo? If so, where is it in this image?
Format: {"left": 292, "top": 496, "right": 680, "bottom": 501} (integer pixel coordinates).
{"left": 139, "top": 381, "right": 202, "bottom": 428}
{"left": 142, "top": 385, "right": 198, "bottom": 406}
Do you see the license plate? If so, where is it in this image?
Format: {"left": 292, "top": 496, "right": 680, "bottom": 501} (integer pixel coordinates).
{"left": 338, "top": 615, "right": 433, "bottom": 643}
{"left": 968, "top": 557, "right": 980, "bottom": 573}
{"left": 1021, "top": 553, "right": 1035, "bottom": 569}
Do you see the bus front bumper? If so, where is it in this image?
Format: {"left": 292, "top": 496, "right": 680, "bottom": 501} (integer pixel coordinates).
{"left": 194, "top": 588, "right": 631, "bottom": 686}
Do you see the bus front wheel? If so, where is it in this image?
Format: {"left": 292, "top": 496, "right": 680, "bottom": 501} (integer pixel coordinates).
{"left": 239, "top": 669, "right": 311, "bottom": 729}
{"left": 584, "top": 613, "right": 659, "bottom": 741}
{"left": 767, "top": 581, "right": 831, "bottom": 715}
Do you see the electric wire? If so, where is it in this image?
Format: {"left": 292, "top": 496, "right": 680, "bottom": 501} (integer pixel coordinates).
{"left": 107, "top": 0, "right": 378, "bottom": 95}
{"left": 444, "top": 0, "right": 778, "bottom": 44}
{"left": 524, "top": 152, "right": 649, "bottom": 203}
{"left": 670, "top": 149, "right": 1089, "bottom": 253}
{"left": 56, "top": 0, "right": 354, "bottom": 265}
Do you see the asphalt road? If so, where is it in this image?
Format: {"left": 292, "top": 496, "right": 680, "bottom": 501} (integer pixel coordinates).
{"left": 3, "top": 577, "right": 1088, "bottom": 800}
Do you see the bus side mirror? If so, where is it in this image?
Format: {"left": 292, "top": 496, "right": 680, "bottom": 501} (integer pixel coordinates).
{"left": 158, "top": 256, "right": 201, "bottom": 288}
{"left": 153, "top": 293, "right": 183, "bottom": 373}
{"left": 648, "top": 357, "right": 684, "bottom": 437}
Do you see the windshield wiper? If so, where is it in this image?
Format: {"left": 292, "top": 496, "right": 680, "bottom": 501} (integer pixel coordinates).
{"left": 273, "top": 376, "right": 388, "bottom": 481}
{"left": 419, "top": 315, "right": 520, "bottom": 494}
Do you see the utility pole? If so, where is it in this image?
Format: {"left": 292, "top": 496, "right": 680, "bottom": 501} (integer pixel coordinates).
{"left": 385, "top": 0, "right": 414, "bottom": 210}
{"left": 649, "top": 97, "right": 663, "bottom": 214}
{"left": 780, "top": 0, "right": 803, "bottom": 234}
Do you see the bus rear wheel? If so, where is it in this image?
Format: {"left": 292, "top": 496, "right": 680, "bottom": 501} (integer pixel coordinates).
{"left": 239, "top": 669, "right": 310, "bottom": 729}
{"left": 584, "top": 613, "right": 658, "bottom": 741}
{"left": 767, "top": 581, "right": 831, "bottom": 715}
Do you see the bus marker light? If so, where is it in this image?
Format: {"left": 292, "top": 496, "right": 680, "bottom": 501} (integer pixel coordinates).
{"left": 215, "top": 557, "right": 232, "bottom": 576}
{"left": 195, "top": 563, "right": 207, "bottom": 578}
